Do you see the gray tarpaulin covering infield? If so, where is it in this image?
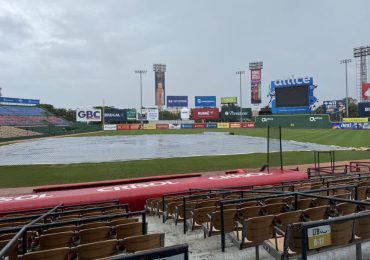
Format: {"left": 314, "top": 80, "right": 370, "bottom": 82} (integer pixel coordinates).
{"left": 0, "top": 133, "right": 346, "bottom": 165}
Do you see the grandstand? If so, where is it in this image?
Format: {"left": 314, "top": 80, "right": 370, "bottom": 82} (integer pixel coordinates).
{"left": 0, "top": 105, "right": 69, "bottom": 127}
{"left": 0, "top": 126, "right": 41, "bottom": 139}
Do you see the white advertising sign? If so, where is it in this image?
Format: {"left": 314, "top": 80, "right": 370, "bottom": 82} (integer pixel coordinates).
{"left": 181, "top": 108, "right": 190, "bottom": 120}
{"left": 76, "top": 109, "right": 102, "bottom": 122}
{"left": 103, "top": 124, "right": 117, "bottom": 131}
{"left": 142, "top": 108, "right": 159, "bottom": 121}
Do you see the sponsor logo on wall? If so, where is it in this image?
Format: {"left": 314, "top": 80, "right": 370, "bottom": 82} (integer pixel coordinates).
{"left": 192, "top": 108, "right": 219, "bottom": 120}
{"left": 195, "top": 96, "right": 217, "bottom": 107}
{"left": 76, "top": 109, "right": 102, "bottom": 122}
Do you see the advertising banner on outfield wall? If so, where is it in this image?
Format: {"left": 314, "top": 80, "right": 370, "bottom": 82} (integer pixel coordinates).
{"left": 323, "top": 100, "right": 346, "bottom": 114}
{"left": 251, "top": 70, "right": 262, "bottom": 104}
{"left": 332, "top": 122, "right": 370, "bottom": 130}
{"left": 192, "top": 108, "right": 219, "bottom": 120}
{"left": 342, "top": 118, "right": 368, "bottom": 123}
{"left": 103, "top": 124, "right": 117, "bottom": 131}
{"left": 141, "top": 108, "right": 159, "bottom": 121}
{"left": 217, "top": 123, "right": 230, "bottom": 128}
{"left": 155, "top": 71, "right": 165, "bottom": 106}
{"left": 167, "top": 96, "right": 188, "bottom": 107}
{"left": 206, "top": 123, "right": 218, "bottom": 128}
{"left": 181, "top": 123, "right": 193, "bottom": 129}
{"left": 181, "top": 108, "right": 190, "bottom": 120}
{"left": 220, "top": 108, "right": 252, "bottom": 121}
{"left": 117, "top": 124, "right": 130, "bottom": 130}
{"left": 143, "top": 124, "right": 156, "bottom": 130}
{"left": 195, "top": 96, "right": 217, "bottom": 107}
{"left": 104, "top": 109, "right": 127, "bottom": 122}
{"left": 362, "top": 83, "right": 370, "bottom": 100}
{"left": 358, "top": 102, "right": 370, "bottom": 117}
{"left": 0, "top": 97, "right": 40, "bottom": 106}
{"left": 221, "top": 97, "right": 237, "bottom": 104}
{"left": 76, "top": 109, "right": 102, "bottom": 122}
{"left": 255, "top": 115, "right": 331, "bottom": 129}
{"left": 126, "top": 109, "right": 137, "bottom": 121}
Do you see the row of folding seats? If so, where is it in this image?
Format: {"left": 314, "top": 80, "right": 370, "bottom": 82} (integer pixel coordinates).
{"left": 2, "top": 233, "right": 165, "bottom": 260}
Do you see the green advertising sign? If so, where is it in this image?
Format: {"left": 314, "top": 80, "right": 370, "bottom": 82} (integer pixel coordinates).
{"left": 126, "top": 109, "right": 137, "bottom": 121}
{"left": 221, "top": 96, "right": 237, "bottom": 104}
{"left": 255, "top": 114, "right": 331, "bottom": 129}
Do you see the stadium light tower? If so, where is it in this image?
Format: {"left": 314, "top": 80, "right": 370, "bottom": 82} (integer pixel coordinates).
{"left": 135, "top": 70, "right": 147, "bottom": 125}
{"left": 340, "top": 59, "right": 351, "bottom": 117}
{"left": 236, "top": 71, "right": 245, "bottom": 122}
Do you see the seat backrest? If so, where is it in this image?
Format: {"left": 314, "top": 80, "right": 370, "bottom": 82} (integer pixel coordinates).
{"left": 79, "top": 221, "right": 108, "bottom": 230}
{"left": 212, "top": 209, "right": 237, "bottom": 231}
{"left": 245, "top": 215, "right": 274, "bottom": 243}
{"left": 263, "top": 203, "right": 286, "bottom": 215}
{"left": 357, "top": 186, "right": 369, "bottom": 200}
{"left": 39, "top": 231, "right": 75, "bottom": 250}
{"left": 76, "top": 239, "right": 118, "bottom": 260}
{"left": 303, "top": 206, "right": 328, "bottom": 221}
{"left": 238, "top": 206, "right": 262, "bottom": 220}
{"left": 355, "top": 211, "right": 370, "bottom": 239}
{"left": 265, "top": 198, "right": 283, "bottom": 205}
{"left": 313, "top": 198, "right": 330, "bottom": 207}
{"left": 275, "top": 210, "right": 303, "bottom": 231}
{"left": 109, "top": 218, "right": 138, "bottom": 227}
{"left": 79, "top": 226, "right": 112, "bottom": 244}
{"left": 336, "top": 203, "right": 357, "bottom": 216}
{"left": 334, "top": 192, "right": 351, "bottom": 200}
{"left": 115, "top": 222, "right": 143, "bottom": 239}
{"left": 297, "top": 198, "right": 313, "bottom": 210}
{"left": 287, "top": 223, "right": 302, "bottom": 254}
{"left": 0, "top": 239, "right": 18, "bottom": 260}
{"left": 122, "top": 233, "right": 164, "bottom": 253}
{"left": 197, "top": 199, "right": 218, "bottom": 208}
{"left": 193, "top": 206, "right": 216, "bottom": 225}
{"left": 176, "top": 202, "right": 198, "bottom": 219}
{"left": 22, "top": 247, "right": 70, "bottom": 260}
{"left": 331, "top": 220, "right": 354, "bottom": 246}
{"left": 239, "top": 201, "right": 259, "bottom": 208}
{"left": 43, "top": 225, "right": 76, "bottom": 235}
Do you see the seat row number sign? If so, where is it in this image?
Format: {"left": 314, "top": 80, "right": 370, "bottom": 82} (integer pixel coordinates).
{"left": 307, "top": 225, "right": 331, "bottom": 249}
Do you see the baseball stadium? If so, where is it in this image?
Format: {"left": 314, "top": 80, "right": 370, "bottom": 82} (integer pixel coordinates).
{"left": 1, "top": 2, "right": 370, "bottom": 260}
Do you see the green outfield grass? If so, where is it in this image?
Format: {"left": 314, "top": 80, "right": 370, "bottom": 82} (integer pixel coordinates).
{"left": 0, "top": 150, "right": 369, "bottom": 188}
{"left": 0, "top": 128, "right": 369, "bottom": 188}
{"left": 78, "top": 128, "right": 370, "bottom": 148}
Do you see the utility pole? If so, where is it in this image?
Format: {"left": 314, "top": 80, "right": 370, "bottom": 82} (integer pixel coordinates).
{"left": 135, "top": 70, "right": 147, "bottom": 125}
{"left": 236, "top": 71, "right": 245, "bottom": 122}
{"left": 340, "top": 59, "right": 351, "bottom": 117}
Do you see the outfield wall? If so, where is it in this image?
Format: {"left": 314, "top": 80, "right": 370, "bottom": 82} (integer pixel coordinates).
{"left": 103, "top": 122, "right": 255, "bottom": 131}
{"left": 255, "top": 115, "right": 331, "bottom": 129}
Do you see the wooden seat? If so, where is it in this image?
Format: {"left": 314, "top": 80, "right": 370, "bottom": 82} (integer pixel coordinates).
{"left": 82, "top": 211, "right": 103, "bottom": 218}
{"left": 336, "top": 203, "right": 357, "bottom": 216}
{"left": 357, "top": 186, "right": 369, "bottom": 200}
{"left": 334, "top": 192, "right": 352, "bottom": 200}
{"left": 109, "top": 218, "right": 138, "bottom": 227}
{"left": 174, "top": 202, "right": 197, "bottom": 225}
{"left": 274, "top": 210, "right": 303, "bottom": 232}
{"left": 295, "top": 198, "right": 313, "bottom": 210}
{"left": 237, "top": 206, "right": 262, "bottom": 221}
{"left": 76, "top": 239, "right": 118, "bottom": 260}
{"left": 0, "top": 239, "right": 18, "bottom": 260}
{"left": 330, "top": 220, "right": 354, "bottom": 246}
{"left": 122, "top": 233, "right": 165, "bottom": 253}
{"left": 188, "top": 206, "right": 216, "bottom": 231}
{"left": 115, "top": 222, "right": 143, "bottom": 239}
{"left": 263, "top": 203, "right": 286, "bottom": 215}
{"left": 302, "top": 206, "right": 328, "bottom": 221}
{"left": 197, "top": 199, "right": 218, "bottom": 208}
{"left": 145, "top": 198, "right": 161, "bottom": 214}
{"left": 312, "top": 198, "right": 330, "bottom": 207}
{"left": 22, "top": 247, "right": 70, "bottom": 260}
{"left": 79, "top": 221, "right": 108, "bottom": 230}
{"left": 78, "top": 226, "right": 112, "bottom": 244}
{"left": 41, "top": 225, "right": 76, "bottom": 235}
{"left": 203, "top": 209, "right": 237, "bottom": 237}
{"left": 265, "top": 198, "right": 283, "bottom": 205}
{"left": 238, "top": 201, "right": 259, "bottom": 208}
{"left": 36, "top": 231, "right": 75, "bottom": 250}
{"left": 355, "top": 211, "right": 370, "bottom": 239}
{"left": 0, "top": 233, "right": 16, "bottom": 240}
{"left": 233, "top": 214, "right": 274, "bottom": 258}
{"left": 164, "top": 201, "right": 182, "bottom": 222}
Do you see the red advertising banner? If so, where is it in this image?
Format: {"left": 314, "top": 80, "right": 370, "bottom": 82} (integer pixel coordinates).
{"left": 192, "top": 108, "right": 219, "bottom": 120}
{"left": 129, "top": 124, "right": 141, "bottom": 130}
{"left": 156, "top": 124, "right": 169, "bottom": 129}
{"left": 117, "top": 124, "right": 130, "bottom": 130}
{"left": 251, "top": 69, "right": 262, "bottom": 104}
{"left": 193, "top": 123, "right": 206, "bottom": 128}
{"left": 240, "top": 122, "right": 255, "bottom": 128}
{"left": 362, "top": 83, "right": 370, "bottom": 100}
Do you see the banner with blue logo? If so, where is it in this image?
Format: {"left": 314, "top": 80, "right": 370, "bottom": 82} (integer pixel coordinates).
{"left": 358, "top": 102, "right": 370, "bottom": 117}
{"left": 195, "top": 96, "right": 216, "bottom": 107}
{"left": 332, "top": 122, "right": 370, "bottom": 130}
{"left": 206, "top": 123, "right": 218, "bottom": 128}
{"left": 104, "top": 109, "right": 127, "bottom": 122}
{"left": 323, "top": 100, "right": 346, "bottom": 114}
{"left": 0, "top": 97, "right": 40, "bottom": 105}
{"left": 181, "top": 123, "right": 193, "bottom": 129}
{"left": 167, "top": 96, "right": 188, "bottom": 107}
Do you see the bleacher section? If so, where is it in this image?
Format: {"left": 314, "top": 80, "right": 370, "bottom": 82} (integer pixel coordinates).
{"left": 0, "top": 126, "right": 42, "bottom": 139}
{"left": 0, "top": 106, "right": 69, "bottom": 126}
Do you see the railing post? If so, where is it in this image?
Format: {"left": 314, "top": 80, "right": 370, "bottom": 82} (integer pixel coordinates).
{"left": 142, "top": 212, "right": 147, "bottom": 235}
{"left": 301, "top": 226, "right": 308, "bottom": 260}
{"left": 183, "top": 197, "right": 187, "bottom": 234}
{"left": 220, "top": 203, "right": 225, "bottom": 252}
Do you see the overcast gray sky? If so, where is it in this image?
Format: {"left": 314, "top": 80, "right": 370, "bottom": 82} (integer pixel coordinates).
{"left": 0, "top": 0, "right": 369, "bottom": 109}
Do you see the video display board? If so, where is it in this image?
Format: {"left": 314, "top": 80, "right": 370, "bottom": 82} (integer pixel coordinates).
{"left": 275, "top": 86, "right": 309, "bottom": 107}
